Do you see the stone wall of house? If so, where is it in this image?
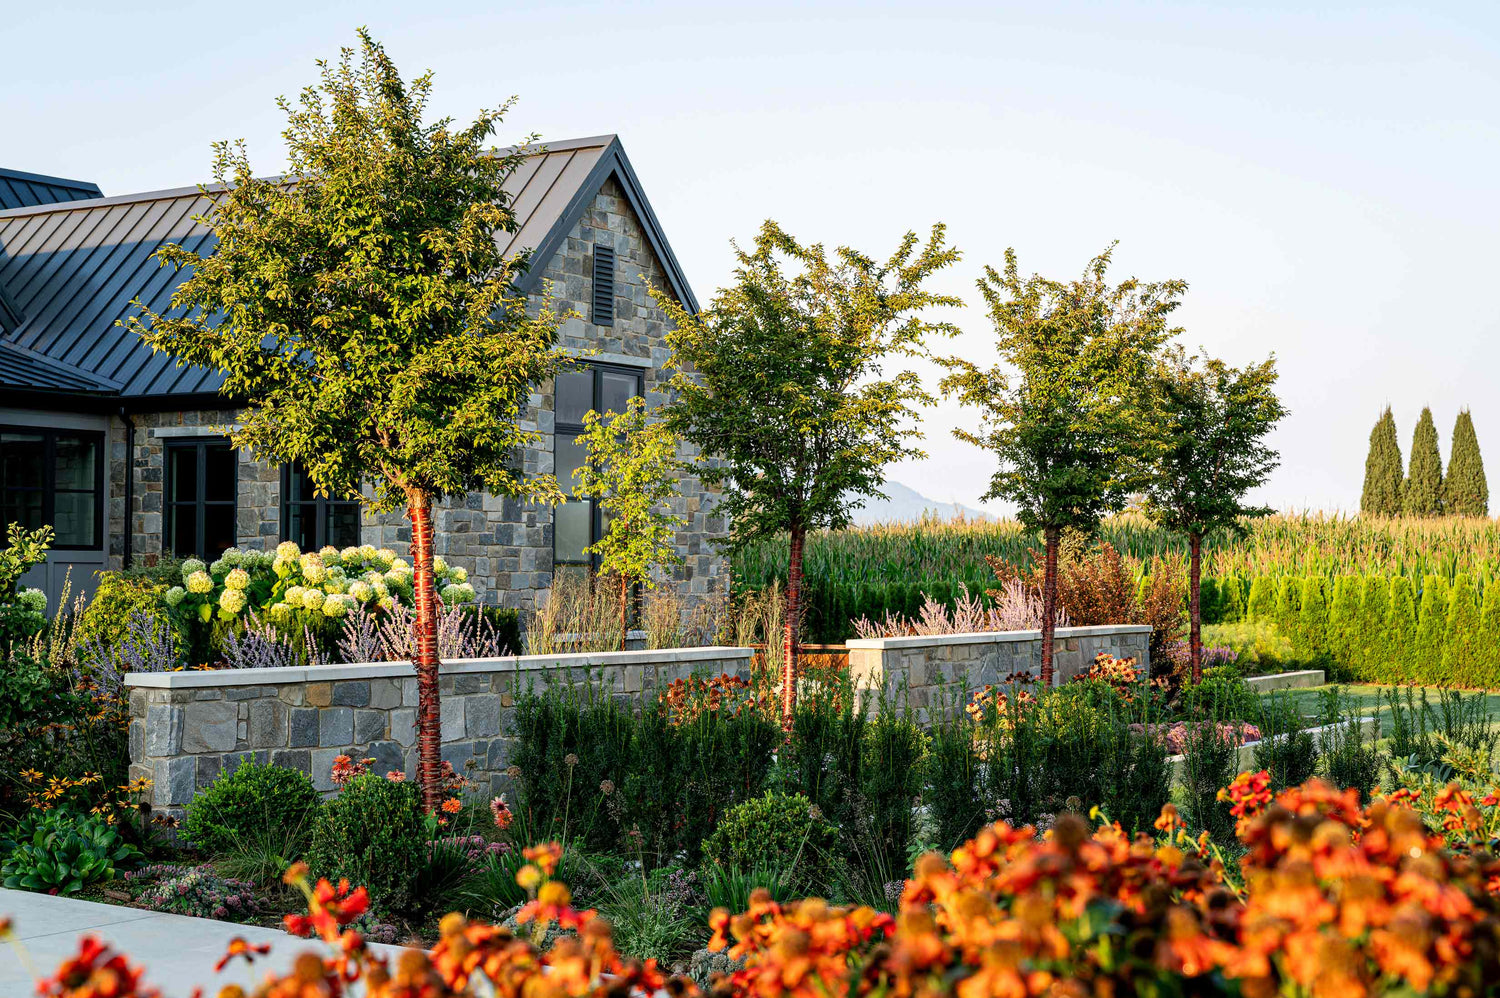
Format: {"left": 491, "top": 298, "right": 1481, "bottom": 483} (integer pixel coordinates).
{"left": 845, "top": 625, "right": 1154, "bottom": 722}
{"left": 110, "top": 177, "right": 727, "bottom": 613}
{"left": 125, "top": 646, "right": 754, "bottom": 819}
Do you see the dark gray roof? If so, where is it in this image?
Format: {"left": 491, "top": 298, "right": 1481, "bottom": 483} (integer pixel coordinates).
{"left": 0, "top": 135, "right": 695, "bottom": 406}
{"left": 0, "top": 168, "right": 103, "bottom": 211}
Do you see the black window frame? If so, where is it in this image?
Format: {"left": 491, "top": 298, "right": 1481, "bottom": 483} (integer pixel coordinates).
{"left": 279, "top": 462, "right": 363, "bottom": 550}
{"left": 0, "top": 425, "right": 105, "bottom": 551}
{"left": 164, "top": 436, "right": 238, "bottom": 560}
{"left": 553, "top": 362, "right": 644, "bottom": 573}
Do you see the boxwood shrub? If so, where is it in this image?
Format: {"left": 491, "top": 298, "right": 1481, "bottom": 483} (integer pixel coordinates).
{"left": 308, "top": 774, "right": 425, "bottom": 911}
{"left": 184, "top": 761, "right": 320, "bottom": 854}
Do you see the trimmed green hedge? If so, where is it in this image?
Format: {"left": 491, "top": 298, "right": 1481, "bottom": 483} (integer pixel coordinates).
{"left": 1244, "top": 572, "right": 1500, "bottom": 687}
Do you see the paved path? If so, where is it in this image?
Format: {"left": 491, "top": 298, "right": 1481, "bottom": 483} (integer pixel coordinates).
{"left": 0, "top": 888, "right": 414, "bottom": 997}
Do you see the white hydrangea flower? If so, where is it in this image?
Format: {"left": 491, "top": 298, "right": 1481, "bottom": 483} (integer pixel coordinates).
{"left": 451, "top": 566, "right": 468, "bottom": 584}
{"left": 301, "top": 588, "right": 325, "bottom": 611}
{"left": 321, "top": 596, "right": 349, "bottom": 618}
{"left": 339, "top": 546, "right": 362, "bottom": 564}
{"left": 362, "top": 571, "right": 383, "bottom": 585}
{"left": 390, "top": 558, "right": 410, "bottom": 572}
{"left": 377, "top": 595, "right": 395, "bottom": 611}
{"left": 324, "top": 577, "right": 347, "bottom": 595}
{"left": 208, "top": 559, "right": 227, "bottom": 576}
{"left": 432, "top": 556, "right": 448, "bottom": 575}
{"left": 440, "top": 584, "right": 462, "bottom": 605}
{"left": 224, "top": 568, "right": 251, "bottom": 591}
{"left": 219, "top": 588, "right": 247, "bottom": 614}
{"left": 371, "top": 577, "right": 389, "bottom": 595}
{"left": 163, "top": 586, "right": 186, "bottom": 607}
{"left": 273, "top": 555, "right": 296, "bottom": 578}
{"left": 268, "top": 602, "right": 292, "bottom": 620}
{"left": 319, "top": 545, "right": 341, "bottom": 564}
{"left": 186, "top": 570, "right": 214, "bottom": 594}
{"left": 359, "top": 544, "right": 378, "bottom": 561}
{"left": 300, "top": 555, "right": 327, "bottom": 584}
{"left": 374, "top": 547, "right": 394, "bottom": 562}
{"left": 284, "top": 585, "right": 306, "bottom": 605}
{"left": 221, "top": 547, "right": 243, "bottom": 566}
{"left": 17, "top": 588, "right": 46, "bottom": 613}
{"left": 348, "top": 580, "right": 374, "bottom": 603}
{"left": 276, "top": 540, "right": 301, "bottom": 560}
{"left": 181, "top": 558, "right": 206, "bottom": 577}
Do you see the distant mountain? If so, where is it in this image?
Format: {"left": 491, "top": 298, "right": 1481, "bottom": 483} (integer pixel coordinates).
{"left": 848, "top": 481, "right": 994, "bottom": 526}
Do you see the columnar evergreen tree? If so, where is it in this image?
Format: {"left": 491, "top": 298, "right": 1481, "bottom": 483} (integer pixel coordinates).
{"left": 1445, "top": 409, "right": 1489, "bottom": 517}
{"left": 1414, "top": 581, "right": 1449, "bottom": 683}
{"left": 1360, "top": 407, "right": 1403, "bottom": 517}
{"left": 123, "top": 32, "right": 570, "bottom": 809}
{"left": 1442, "top": 574, "right": 1482, "bottom": 685}
{"left": 1403, "top": 407, "right": 1445, "bottom": 517}
{"left": 1296, "top": 578, "right": 1330, "bottom": 661}
{"left": 1387, "top": 576, "right": 1419, "bottom": 678}
{"left": 1355, "top": 576, "right": 1389, "bottom": 680}
{"left": 1479, "top": 581, "right": 1500, "bottom": 683}
{"left": 1247, "top": 576, "right": 1276, "bottom": 621}
{"left": 654, "top": 221, "right": 961, "bottom": 726}
{"left": 1328, "top": 575, "right": 1361, "bottom": 666}
{"left": 1275, "top": 577, "right": 1302, "bottom": 638}
{"left": 1198, "top": 578, "right": 1221, "bottom": 625}
{"left": 941, "top": 246, "right": 1182, "bottom": 686}
{"left": 1220, "top": 576, "right": 1246, "bottom": 624}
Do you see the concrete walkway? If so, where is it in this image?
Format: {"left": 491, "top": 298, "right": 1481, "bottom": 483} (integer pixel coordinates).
{"left": 0, "top": 888, "right": 414, "bottom": 997}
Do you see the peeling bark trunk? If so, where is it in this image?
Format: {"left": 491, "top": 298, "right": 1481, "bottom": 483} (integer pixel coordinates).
{"left": 781, "top": 524, "right": 806, "bottom": 732}
{"left": 1189, "top": 531, "right": 1203, "bottom": 684}
{"left": 1040, "top": 525, "right": 1061, "bottom": 687}
{"left": 407, "top": 493, "right": 442, "bottom": 812}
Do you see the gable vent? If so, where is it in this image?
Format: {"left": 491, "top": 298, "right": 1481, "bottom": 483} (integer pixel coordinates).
{"left": 592, "top": 245, "right": 616, "bottom": 326}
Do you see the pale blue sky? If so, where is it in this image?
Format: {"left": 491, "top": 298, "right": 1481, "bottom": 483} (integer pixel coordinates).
{"left": 8, "top": 1, "right": 1499, "bottom": 515}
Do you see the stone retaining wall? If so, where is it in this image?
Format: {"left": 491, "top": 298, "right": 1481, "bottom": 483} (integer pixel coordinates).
{"left": 125, "top": 647, "right": 753, "bottom": 818}
{"left": 845, "top": 625, "right": 1154, "bottom": 720}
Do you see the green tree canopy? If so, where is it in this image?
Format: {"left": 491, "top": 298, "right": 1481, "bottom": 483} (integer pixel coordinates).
{"left": 1138, "top": 345, "right": 1286, "bottom": 680}
{"left": 1360, "top": 406, "right": 1403, "bottom": 517}
{"left": 122, "top": 31, "right": 570, "bottom": 808}
{"left": 572, "top": 396, "right": 688, "bottom": 642}
{"left": 1404, "top": 407, "right": 1445, "bottom": 517}
{"left": 652, "top": 220, "right": 962, "bottom": 725}
{"left": 940, "top": 245, "right": 1184, "bottom": 685}
{"left": 1445, "top": 408, "right": 1489, "bottom": 517}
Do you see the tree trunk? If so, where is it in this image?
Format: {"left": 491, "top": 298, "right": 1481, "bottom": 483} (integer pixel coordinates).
{"left": 1189, "top": 531, "right": 1203, "bottom": 684}
{"left": 618, "top": 573, "right": 629, "bottom": 651}
{"left": 781, "top": 524, "right": 806, "bottom": 732}
{"left": 407, "top": 493, "right": 442, "bottom": 812}
{"left": 1039, "top": 525, "right": 1060, "bottom": 687}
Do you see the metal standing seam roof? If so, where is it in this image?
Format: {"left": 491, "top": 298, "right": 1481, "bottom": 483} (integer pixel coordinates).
{"left": 0, "top": 167, "right": 103, "bottom": 211}
{"left": 0, "top": 135, "right": 696, "bottom": 405}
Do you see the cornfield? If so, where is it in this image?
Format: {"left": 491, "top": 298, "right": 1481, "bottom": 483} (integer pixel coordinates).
{"left": 731, "top": 512, "right": 1500, "bottom": 642}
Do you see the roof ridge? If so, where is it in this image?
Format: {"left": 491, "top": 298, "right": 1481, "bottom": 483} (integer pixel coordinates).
{"left": 0, "top": 135, "right": 620, "bottom": 222}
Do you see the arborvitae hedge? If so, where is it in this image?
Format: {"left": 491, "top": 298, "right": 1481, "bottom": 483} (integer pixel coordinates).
{"left": 1404, "top": 407, "right": 1445, "bottom": 517}
{"left": 1296, "top": 578, "right": 1330, "bottom": 661}
{"left": 1387, "top": 576, "right": 1418, "bottom": 678}
{"left": 1329, "top": 575, "right": 1361, "bottom": 665}
{"left": 1414, "top": 580, "right": 1450, "bottom": 684}
{"left": 1220, "top": 576, "right": 1246, "bottom": 623}
{"left": 1443, "top": 574, "right": 1483, "bottom": 685}
{"left": 1446, "top": 409, "right": 1489, "bottom": 517}
{"left": 1247, "top": 577, "right": 1276, "bottom": 621}
{"left": 1361, "top": 406, "right": 1404, "bottom": 517}
{"left": 1354, "top": 576, "right": 1388, "bottom": 680}
{"left": 1276, "top": 577, "right": 1302, "bottom": 637}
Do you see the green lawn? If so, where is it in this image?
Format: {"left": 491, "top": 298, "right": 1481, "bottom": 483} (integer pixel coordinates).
{"left": 1275, "top": 683, "right": 1500, "bottom": 738}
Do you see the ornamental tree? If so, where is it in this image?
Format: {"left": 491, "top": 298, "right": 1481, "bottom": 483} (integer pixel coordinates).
{"left": 1138, "top": 346, "right": 1287, "bottom": 682}
{"left": 940, "top": 245, "right": 1183, "bottom": 686}
{"left": 1404, "top": 407, "right": 1445, "bottom": 517}
{"left": 122, "top": 32, "right": 569, "bottom": 810}
{"left": 1360, "top": 406, "right": 1403, "bottom": 517}
{"left": 651, "top": 221, "right": 961, "bottom": 726}
{"left": 571, "top": 396, "right": 688, "bottom": 645}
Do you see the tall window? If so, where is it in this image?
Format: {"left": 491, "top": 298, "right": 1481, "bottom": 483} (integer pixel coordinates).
{"left": 281, "top": 463, "right": 362, "bottom": 550}
{"left": 553, "top": 363, "right": 642, "bottom": 573}
{"left": 166, "top": 438, "right": 238, "bottom": 559}
{"left": 0, "top": 427, "right": 104, "bottom": 549}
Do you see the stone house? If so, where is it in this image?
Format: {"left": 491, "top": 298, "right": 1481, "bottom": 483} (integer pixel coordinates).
{"left": 0, "top": 141, "right": 726, "bottom": 612}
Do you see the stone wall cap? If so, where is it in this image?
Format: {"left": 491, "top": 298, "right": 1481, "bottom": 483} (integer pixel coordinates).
{"left": 844, "top": 623, "right": 1154, "bottom": 651}
{"left": 124, "top": 646, "right": 755, "bottom": 689}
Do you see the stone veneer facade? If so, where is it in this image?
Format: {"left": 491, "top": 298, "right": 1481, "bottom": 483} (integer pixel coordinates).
{"left": 125, "top": 646, "right": 754, "bottom": 819}
{"left": 845, "top": 625, "right": 1154, "bottom": 722}
{"left": 105, "top": 177, "right": 726, "bottom": 612}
